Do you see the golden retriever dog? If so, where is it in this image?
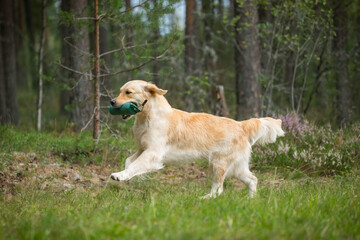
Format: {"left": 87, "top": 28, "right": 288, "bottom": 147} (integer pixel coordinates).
{"left": 110, "top": 80, "right": 284, "bottom": 198}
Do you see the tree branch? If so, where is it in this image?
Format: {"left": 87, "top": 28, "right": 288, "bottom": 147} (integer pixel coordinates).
{"left": 56, "top": 61, "right": 92, "bottom": 77}
{"left": 99, "top": 42, "right": 152, "bottom": 57}
{"left": 99, "top": 38, "right": 174, "bottom": 78}
{"left": 101, "top": 0, "right": 150, "bottom": 20}
{"left": 63, "top": 37, "right": 93, "bottom": 57}
{"left": 117, "top": 0, "right": 150, "bottom": 15}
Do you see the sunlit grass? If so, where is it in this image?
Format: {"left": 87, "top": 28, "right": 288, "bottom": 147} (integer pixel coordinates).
{"left": 1, "top": 174, "right": 359, "bottom": 240}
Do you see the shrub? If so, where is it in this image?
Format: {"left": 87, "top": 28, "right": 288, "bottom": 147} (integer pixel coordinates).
{"left": 252, "top": 112, "right": 360, "bottom": 175}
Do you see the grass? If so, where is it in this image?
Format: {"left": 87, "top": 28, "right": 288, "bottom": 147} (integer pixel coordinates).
{"left": 1, "top": 118, "right": 360, "bottom": 240}
{"left": 1, "top": 173, "right": 359, "bottom": 240}
{"left": 0, "top": 123, "right": 135, "bottom": 166}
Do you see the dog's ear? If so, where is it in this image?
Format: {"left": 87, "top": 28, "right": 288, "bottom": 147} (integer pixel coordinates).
{"left": 146, "top": 84, "right": 168, "bottom": 95}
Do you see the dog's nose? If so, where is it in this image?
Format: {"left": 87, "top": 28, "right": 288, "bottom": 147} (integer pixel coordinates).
{"left": 110, "top": 100, "right": 116, "bottom": 106}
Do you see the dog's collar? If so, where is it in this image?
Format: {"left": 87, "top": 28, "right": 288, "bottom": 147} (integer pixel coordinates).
{"left": 140, "top": 99, "right": 148, "bottom": 111}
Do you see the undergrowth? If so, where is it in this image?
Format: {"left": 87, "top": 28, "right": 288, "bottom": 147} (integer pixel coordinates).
{"left": 0, "top": 119, "right": 136, "bottom": 166}
{"left": 252, "top": 113, "right": 360, "bottom": 176}
{"left": 1, "top": 114, "right": 359, "bottom": 175}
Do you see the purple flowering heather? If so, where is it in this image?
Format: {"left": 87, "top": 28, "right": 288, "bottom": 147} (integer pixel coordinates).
{"left": 252, "top": 112, "right": 359, "bottom": 175}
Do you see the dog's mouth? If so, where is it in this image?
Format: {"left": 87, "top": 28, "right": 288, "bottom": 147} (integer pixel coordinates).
{"left": 112, "top": 101, "right": 139, "bottom": 120}
{"left": 122, "top": 101, "right": 138, "bottom": 120}
{"left": 130, "top": 101, "right": 138, "bottom": 107}
{"left": 122, "top": 115, "right": 132, "bottom": 120}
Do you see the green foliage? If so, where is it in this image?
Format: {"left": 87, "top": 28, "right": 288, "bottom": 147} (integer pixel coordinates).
{"left": 185, "top": 74, "right": 211, "bottom": 109}
{"left": 257, "top": 0, "right": 335, "bottom": 114}
{"left": 97, "top": 0, "right": 182, "bottom": 86}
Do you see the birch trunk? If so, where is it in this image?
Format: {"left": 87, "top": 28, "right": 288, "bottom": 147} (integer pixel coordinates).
{"left": 36, "top": 0, "right": 47, "bottom": 131}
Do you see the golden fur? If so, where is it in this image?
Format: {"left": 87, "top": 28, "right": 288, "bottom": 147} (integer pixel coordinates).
{"left": 110, "top": 80, "right": 284, "bottom": 198}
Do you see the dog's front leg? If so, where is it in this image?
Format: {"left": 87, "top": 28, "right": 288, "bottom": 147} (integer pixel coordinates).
{"left": 125, "top": 150, "right": 142, "bottom": 169}
{"left": 111, "top": 150, "right": 163, "bottom": 181}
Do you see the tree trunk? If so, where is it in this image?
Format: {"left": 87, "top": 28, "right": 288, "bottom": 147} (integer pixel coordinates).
{"left": 202, "top": 0, "right": 215, "bottom": 79}
{"left": 333, "top": 2, "right": 351, "bottom": 125}
{"left": 202, "top": 0, "right": 217, "bottom": 113}
{"left": 1, "top": 0, "right": 19, "bottom": 125}
{"left": 184, "top": 0, "right": 200, "bottom": 112}
{"left": 93, "top": 0, "right": 100, "bottom": 142}
{"left": 233, "top": 0, "right": 262, "bottom": 120}
{"left": 228, "top": 0, "right": 234, "bottom": 19}
{"left": 59, "top": 0, "right": 71, "bottom": 118}
{"left": 257, "top": 2, "right": 273, "bottom": 114}
{"left": 99, "top": 25, "right": 111, "bottom": 104}
{"left": 14, "top": 0, "right": 28, "bottom": 88}
{"left": 125, "top": 0, "right": 133, "bottom": 46}
{"left": 23, "top": 0, "right": 36, "bottom": 89}
{"left": 59, "top": 0, "right": 92, "bottom": 129}
{"left": 36, "top": 0, "right": 47, "bottom": 131}
{"left": 185, "top": 0, "right": 198, "bottom": 77}
{"left": 70, "top": 0, "right": 92, "bottom": 130}
{"left": 213, "top": 85, "right": 229, "bottom": 117}
{"left": 281, "top": 18, "right": 297, "bottom": 110}
{"left": 283, "top": 50, "right": 295, "bottom": 108}
{"left": 151, "top": 0, "right": 161, "bottom": 86}
{"left": 218, "top": 0, "right": 223, "bottom": 18}
{"left": 0, "top": 35, "right": 6, "bottom": 124}
{"left": 23, "top": 0, "right": 35, "bottom": 46}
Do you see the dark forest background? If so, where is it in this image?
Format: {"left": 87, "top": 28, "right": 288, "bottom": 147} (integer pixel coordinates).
{"left": 1, "top": 0, "right": 359, "bottom": 138}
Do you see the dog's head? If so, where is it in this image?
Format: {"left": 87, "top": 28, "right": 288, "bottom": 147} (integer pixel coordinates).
{"left": 110, "top": 80, "right": 167, "bottom": 120}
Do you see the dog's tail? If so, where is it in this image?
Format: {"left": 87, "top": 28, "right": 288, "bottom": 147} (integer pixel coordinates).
{"left": 240, "top": 117, "right": 285, "bottom": 146}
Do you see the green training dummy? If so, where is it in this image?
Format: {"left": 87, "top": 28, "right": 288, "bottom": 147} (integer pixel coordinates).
{"left": 109, "top": 102, "right": 141, "bottom": 115}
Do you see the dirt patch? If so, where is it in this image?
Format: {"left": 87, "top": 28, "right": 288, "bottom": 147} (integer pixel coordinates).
{"left": 156, "top": 163, "right": 208, "bottom": 184}
{"left": 1, "top": 152, "right": 215, "bottom": 196}
{"left": 0, "top": 152, "right": 113, "bottom": 196}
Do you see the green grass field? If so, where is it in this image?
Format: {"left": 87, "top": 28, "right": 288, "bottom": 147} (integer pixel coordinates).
{"left": 1, "top": 118, "right": 360, "bottom": 240}
{"left": 1, "top": 172, "right": 359, "bottom": 240}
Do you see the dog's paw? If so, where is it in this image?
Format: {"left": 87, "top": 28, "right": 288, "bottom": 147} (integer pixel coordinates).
{"left": 201, "top": 193, "right": 216, "bottom": 199}
{"left": 248, "top": 191, "right": 256, "bottom": 198}
{"left": 110, "top": 172, "right": 127, "bottom": 181}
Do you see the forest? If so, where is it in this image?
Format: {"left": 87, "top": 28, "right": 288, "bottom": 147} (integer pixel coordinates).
{"left": 1, "top": 0, "right": 359, "bottom": 133}
{"left": 1, "top": 0, "right": 360, "bottom": 239}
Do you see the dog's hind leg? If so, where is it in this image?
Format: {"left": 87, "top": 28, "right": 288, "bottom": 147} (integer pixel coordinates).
{"left": 237, "top": 170, "right": 258, "bottom": 198}
{"left": 202, "top": 162, "right": 227, "bottom": 199}
{"left": 232, "top": 148, "right": 258, "bottom": 197}
{"left": 202, "top": 152, "right": 234, "bottom": 199}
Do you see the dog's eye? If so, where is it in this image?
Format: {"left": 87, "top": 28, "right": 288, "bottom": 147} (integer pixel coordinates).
{"left": 125, "top": 91, "right": 132, "bottom": 95}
